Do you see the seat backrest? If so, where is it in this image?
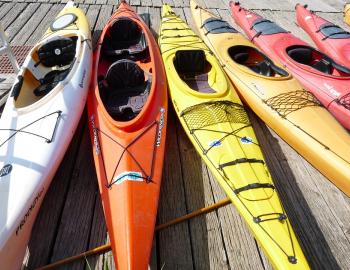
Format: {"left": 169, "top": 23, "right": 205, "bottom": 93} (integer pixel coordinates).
{"left": 174, "top": 50, "right": 206, "bottom": 75}
{"left": 106, "top": 59, "right": 145, "bottom": 90}
{"left": 287, "top": 47, "right": 312, "bottom": 65}
{"left": 312, "top": 59, "right": 331, "bottom": 74}
{"left": 37, "top": 37, "right": 75, "bottom": 67}
{"left": 102, "top": 18, "right": 148, "bottom": 58}
{"left": 232, "top": 52, "right": 249, "bottom": 64}
{"left": 109, "top": 18, "right": 141, "bottom": 48}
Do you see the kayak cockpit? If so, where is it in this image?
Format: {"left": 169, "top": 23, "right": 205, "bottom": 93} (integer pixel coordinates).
{"left": 173, "top": 49, "right": 223, "bottom": 94}
{"left": 228, "top": 45, "right": 289, "bottom": 77}
{"left": 286, "top": 45, "right": 350, "bottom": 76}
{"left": 98, "top": 17, "right": 152, "bottom": 122}
{"left": 12, "top": 35, "right": 80, "bottom": 109}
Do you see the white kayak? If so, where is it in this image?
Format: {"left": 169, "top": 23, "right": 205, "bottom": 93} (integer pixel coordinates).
{"left": 0, "top": 2, "right": 92, "bottom": 269}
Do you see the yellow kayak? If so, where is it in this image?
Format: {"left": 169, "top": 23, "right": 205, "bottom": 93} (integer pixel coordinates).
{"left": 191, "top": 1, "right": 350, "bottom": 198}
{"left": 344, "top": 3, "right": 350, "bottom": 26}
{"left": 159, "top": 4, "right": 309, "bottom": 269}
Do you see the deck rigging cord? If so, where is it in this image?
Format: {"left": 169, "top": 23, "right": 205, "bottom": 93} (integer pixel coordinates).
{"left": 92, "top": 120, "right": 159, "bottom": 188}
{"left": 0, "top": 111, "right": 62, "bottom": 147}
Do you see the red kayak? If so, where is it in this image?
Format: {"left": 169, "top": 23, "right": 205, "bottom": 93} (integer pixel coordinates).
{"left": 296, "top": 4, "right": 350, "bottom": 69}
{"left": 230, "top": 2, "right": 350, "bottom": 130}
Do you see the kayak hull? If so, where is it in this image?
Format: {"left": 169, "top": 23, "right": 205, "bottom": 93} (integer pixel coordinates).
{"left": 230, "top": 2, "right": 350, "bottom": 196}
{"left": 160, "top": 3, "right": 309, "bottom": 269}
{"left": 0, "top": 4, "right": 92, "bottom": 269}
{"left": 87, "top": 2, "right": 167, "bottom": 269}
{"left": 189, "top": 2, "right": 311, "bottom": 269}
{"left": 231, "top": 2, "right": 350, "bottom": 131}
{"left": 296, "top": 4, "right": 350, "bottom": 69}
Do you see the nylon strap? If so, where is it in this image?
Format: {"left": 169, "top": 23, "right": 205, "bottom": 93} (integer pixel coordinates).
{"left": 234, "top": 183, "right": 275, "bottom": 195}
{"left": 219, "top": 158, "right": 264, "bottom": 170}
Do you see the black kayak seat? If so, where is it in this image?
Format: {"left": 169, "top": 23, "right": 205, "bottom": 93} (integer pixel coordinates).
{"left": 100, "top": 59, "right": 150, "bottom": 120}
{"left": 34, "top": 37, "right": 75, "bottom": 96}
{"left": 102, "top": 17, "right": 148, "bottom": 58}
{"left": 287, "top": 46, "right": 350, "bottom": 75}
{"left": 34, "top": 69, "right": 71, "bottom": 96}
{"left": 201, "top": 18, "right": 238, "bottom": 34}
{"left": 251, "top": 18, "right": 289, "bottom": 35}
{"left": 229, "top": 45, "right": 289, "bottom": 77}
{"left": 287, "top": 47, "right": 312, "bottom": 64}
{"left": 174, "top": 50, "right": 216, "bottom": 93}
{"left": 319, "top": 23, "right": 350, "bottom": 39}
{"left": 175, "top": 50, "right": 206, "bottom": 75}
{"left": 312, "top": 59, "right": 332, "bottom": 74}
{"left": 233, "top": 52, "right": 249, "bottom": 64}
{"left": 37, "top": 37, "right": 76, "bottom": 67}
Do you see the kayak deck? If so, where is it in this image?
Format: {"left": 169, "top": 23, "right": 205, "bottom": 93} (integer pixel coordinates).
{"left": 4, "top": 1, "right": 350, "bottom": 270}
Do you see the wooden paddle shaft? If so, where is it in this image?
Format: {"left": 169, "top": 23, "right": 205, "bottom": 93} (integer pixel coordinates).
{"left": 36, "top": 198, "right": 231, "bottom": 270}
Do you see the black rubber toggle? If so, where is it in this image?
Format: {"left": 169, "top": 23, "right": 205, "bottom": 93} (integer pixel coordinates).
{"left": 253, "top": 212, "right": 286, "bottom": 223}
{"left": 278, "top": 214, "right": 287, "bottom": 221}
{"left": 288, "top": 256, "right": 297, "bottom": 264}
{"left": 233, "top": 182, "right": 274, "bottom": 195}
{"left": 219, "top": 158, "right": 264, "bottom": 170}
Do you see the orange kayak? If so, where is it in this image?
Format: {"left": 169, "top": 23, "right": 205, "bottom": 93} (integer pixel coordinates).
{"left": 87, "top": 1, "right": 168, "bottom": 269}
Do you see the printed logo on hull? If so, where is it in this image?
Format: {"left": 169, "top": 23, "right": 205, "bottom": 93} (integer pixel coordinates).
{"left": 114, "top": 171, "right": 143, "bottom": 185}
{"left": 79, "top": 69, "right": 87, "bottom": 88}
{"left": 156, "top": 108, "right": 166, "bottom": 147}
{"left": 209, "top": 140, "right": 222, "bottom": 148}
{"left": 240, "top": 136, "right": 253, "bottom": 144}
{"left": 0, "top": 164, "right": 12, "bottom": 177}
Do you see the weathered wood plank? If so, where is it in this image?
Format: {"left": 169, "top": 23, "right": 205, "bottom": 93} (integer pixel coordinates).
{"left": 11, "top": 3, "right": 51, "bottom": 46}
{"left": 173, "top": 0, "right": 185, "bottom": 8}
{"left": 83, "top": 194, "right": 107, "bottom": 270}
{"left": 152, "top": 0, "right": 163, "bottom": 7}
{"left": 91, "top": 5, "right": 113, "bottom": 47}
{"left": 84, "top": 0, "right": 96, "bottom": 4}
{"left": 176, "top": 123, "right": 230, "bottom": 270}
{"left": 49, "top": 128, "right": 98, "bottom": 269}
{"left": 85, "top": 3, "right": 101, "bottom": 33}
{"left": 130, "top": 0, "right": 141, "bottom": 6}
{"left": 148, "top": 7, "right": 161, "bottom": 38}
{"left": 1, "top": 3, "right": 27, "bottom": 31}
{"left": 27, "top": 117, "right": 86, "bottom": 269}
{"left": 156, "top": 108, "right": 194, "bottom": 269}
{"left": 25, "top": 4, "right": 64, "bottom": 46}
{"left": 6, "top": 3, "right": 40, "bottom": 41}
{"left": 141, "top": 0, "right": 153, "bottom": 7}
{"left": 162, "top": 0, "right": 175, "bottom": 7}
{"left": 0, "top": 2, "right": 15, "bottom": 21}
{"left": 95, "top": 0, "right": 107, "bottom": 4}
{"left": 0, "top": 74, "right": 15, "bottom": 106}
{"left": 203, "top": 0, "right": 226, "bottom": 9}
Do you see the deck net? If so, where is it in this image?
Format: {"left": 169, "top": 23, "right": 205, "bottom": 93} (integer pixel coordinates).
{"left": 338, "top": 93, "right": 350, "bottom": 110}
{"left": 181, "top": 100, "right": 249, "bottom": 130}
{"left": 265, "top": 90, "right": 321, "bottom": 117}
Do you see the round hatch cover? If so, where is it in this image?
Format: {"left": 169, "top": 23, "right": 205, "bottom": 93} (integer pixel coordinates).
{"left": 50, "top": 13, "right": 77, "bottom": 31}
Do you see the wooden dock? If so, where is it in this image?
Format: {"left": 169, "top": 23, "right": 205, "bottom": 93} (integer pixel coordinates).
{"left": 1, "top": 0, "right": 350, "bottom": 269}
